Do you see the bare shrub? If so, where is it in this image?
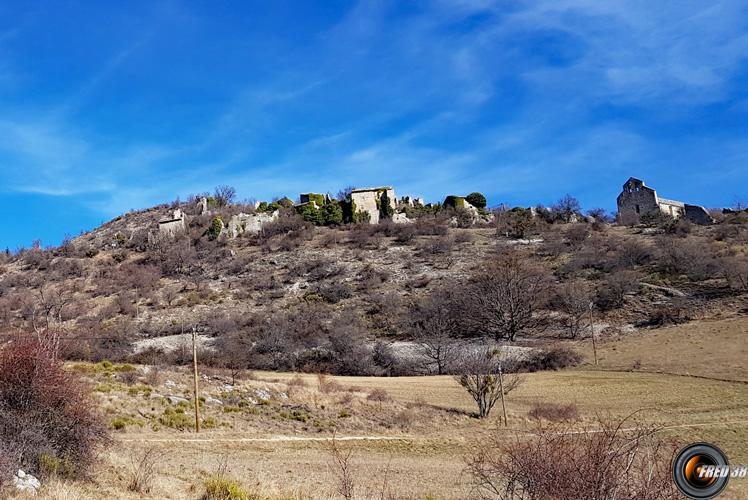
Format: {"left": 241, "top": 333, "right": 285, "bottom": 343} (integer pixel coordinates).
{"left": 454, "top": 348, "right": 522, "bottom": 419}
{"left": 514, "top": 345, "right": 582, "bottom": 373}
{"left": 412, "top": 217, "right": 449, "bottom": 236}
{"left": 317, "top": 374, "right": 343, "bottom": 394}
{"left": 495, "top": 207, "right": 539, "bottom": 239}
{"left": 564, "top": 224, "right": 589, "bottom": 249}
{"left": 614, "top": 238, "right": 652, "bottom": 269}
{"left": 454, "top": 230, "right": 474, "bottom": 244}
{"left": 366, "top": 388, "right": 391, "bottom": 402}
{"left": 655, "top": 237, "right": 720, "bottom": 281}
{"left": 323, "top": 437, "right": 355, "bottom": 500}
{"left": 257, "top": 210, "right": 310, "bottom": 241}
{"left": 127, "top": 447, "right": 163, "bottom": 494}
{"left": 464, "top": 252, "right": 550, "bottom": 341}
{"left": 641, "top": 298, "right": 691, "bottom": 327}
{"left": 596, "top": 270, "right": 641, "bottom": 310}
{"left": 287, "top": 374, "right": 307, "bottom": 388}
{"left": 318, "top": 282, "right": 352, "bottom": 304}
{"left": 392, "top": 408, "right": 416, "bottom": 429}
{"left": 418, "top": 235, "right": 454, "bottom": 256}
{"left": 0, "top": 339, "right": 110, "bottom": 479}
{"left": 464, "top": 414, "right": 679, "bottom": 499}
{"left": 722, "top": 255, "right": 748, "bottom": 291}
{"left": 527, "top": 402, "right": 579, "bottom": 422}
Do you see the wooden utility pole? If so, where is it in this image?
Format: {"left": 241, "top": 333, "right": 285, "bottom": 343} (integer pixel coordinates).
{"left": 589, "top": 301, "right": 598, "bottom": 366}
{"left": 498, "top": 363, "right": 508, "bottom": 427}
{"left": 192, "top": 326, "right": 201, "bottom": 433}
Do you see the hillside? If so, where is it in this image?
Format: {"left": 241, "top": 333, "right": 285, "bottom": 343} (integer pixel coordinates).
{"left": 0, "top": 195, "right": 746, "bottom": 375}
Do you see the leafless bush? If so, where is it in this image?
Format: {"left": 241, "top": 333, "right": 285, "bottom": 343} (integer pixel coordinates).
{"left": 564, "top": 223, "right": 589, "bottom": 249}
{"left": 257, "top": 210, "right": 310, "bottom": 241}
{"left": 317, "top": 374, "right": 344, "bottom": 393}
{"left": 287, "top": 374, "right": 307, "bottom": 391}
{"left": 454, "top": 230, "right": 474, "bottom": 244}
{"left": 513, "top": 345, "right": 582, "bottom": 373}
{"left": 454, "top": 348, "right": 522, "bottom": 419}
{"left": 323, "top": 437, "right": 356, "bottom": 500}
{"left": 596, "top": 270, "right": 641, "bottom": 310}
{"left": 412, "top": 217, "right": 449, "bottom": 236}
{"left": 318, "top": 282, "right": 352, "bottom": 304}
{"left": 722, "top": 255, "right": 748, "bottom": 291}
{"left": 527, "top": 402, "right": 579, "bottom": 422}
{"left": 641, "top": 298, "right": 691, "bottom": 327}
{"left": 392, "top": 408, "right": 416, "bottom": 430}
{"left": 614, "top": 238, "right": 652, "bottom": 269}
{"left": 366, "top": 388, "right": 391, "bottom": 402}
{"left": 464, "top": 414, "right": 679, "bottom": 499}
{"left": 417, "top": 235, "right": 454, "bottom": 256}
{"left": 655, "top": 237, "right": 720, "bottom": 281}
{"left": 127, "top": 447, "right": 163, "bottom": 493}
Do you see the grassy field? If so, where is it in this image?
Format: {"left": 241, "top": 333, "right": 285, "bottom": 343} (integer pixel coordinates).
{"left": 7, "top": 316, "right": 748, "bottom": 499}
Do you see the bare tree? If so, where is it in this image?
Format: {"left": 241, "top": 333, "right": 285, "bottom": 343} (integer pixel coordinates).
{"left": 213, "top": 185, "right": 237, "bottom": 207}
{"left": 454, "top": 348, "right": 522, "bottom": 419}
{"left": 409, "top": 290, "right": 462, "bottom": 374}
{"left": 554, "top": 280, "right": 595, "bottom": 338}
{"left": 336, "top": 186, "right": 355, "bottom": 201}
{"left": 552, "top": 194, "right": 582, "bottom": 223}
{"left": 465, "top": 253, "right": 549, "bottom": 341}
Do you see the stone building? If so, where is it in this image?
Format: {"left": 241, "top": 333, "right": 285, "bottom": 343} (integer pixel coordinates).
{"left": 158, "top": 209, "right": 186, "bottom": 236}
{"left": 616, "top": 177, "right": 712, "bottom": 225}
{"left": 226, "top": 211, "right": 279, "bottom": 237}
{"left": 350, "top": 187, "right": 396, "bottom": 224}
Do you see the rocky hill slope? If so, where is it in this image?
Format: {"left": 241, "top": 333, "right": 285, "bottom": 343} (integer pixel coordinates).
{"left": 0, "top": 197, "right": 746, "bottom": 375}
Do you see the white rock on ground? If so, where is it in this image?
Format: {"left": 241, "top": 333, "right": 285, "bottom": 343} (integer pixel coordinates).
{"left": 167, "top": 395, "right": 189, "bottom": 405}
{"left": 14, "top": 470, "right": 41, "bottom": 493}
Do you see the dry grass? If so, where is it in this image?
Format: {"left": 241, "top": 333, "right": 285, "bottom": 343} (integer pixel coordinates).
{"left": 576, "top": 316, "right": 748, "bottom": 381}
{"left": 5, "top": 316, "right": 744, "bottom": 498}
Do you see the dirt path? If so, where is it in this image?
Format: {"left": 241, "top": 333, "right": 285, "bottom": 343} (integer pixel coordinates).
{"left": 118, "top": 435, "right": 413, "bottom": 443}
{"left": 118, "top": 418, "right": 748, "bottom": 443}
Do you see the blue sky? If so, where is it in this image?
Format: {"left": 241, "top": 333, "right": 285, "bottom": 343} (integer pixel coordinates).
{"left": 1, "top": 1, "right": 747, "bottom": 249}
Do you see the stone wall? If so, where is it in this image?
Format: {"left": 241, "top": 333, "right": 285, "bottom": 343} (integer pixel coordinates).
{"left": 226, "top": 211, "right": 279, "bottom": 237}
{"left": 158, "top": 209, "right": 186, "bottom": 236}
{"left": 350, "top": 187, "right": 396, "bottom": 224}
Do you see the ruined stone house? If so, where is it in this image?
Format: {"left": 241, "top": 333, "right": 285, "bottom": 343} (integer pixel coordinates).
{"left": 350, "top": 187, "right": 396, "bottom": 224}
{"left": 158, "top": 209, "right": 186, "bottom": 236}
{"left": 616, "top": 177, "right": 712, "bottom": 225}
{"left": 226, "top": 211, "right": 279, "bottom": 237}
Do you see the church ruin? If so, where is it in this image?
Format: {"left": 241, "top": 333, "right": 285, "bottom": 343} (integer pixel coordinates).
{"left": 616, "top": 177, "right": 712, "bottom": 225}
